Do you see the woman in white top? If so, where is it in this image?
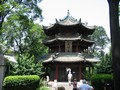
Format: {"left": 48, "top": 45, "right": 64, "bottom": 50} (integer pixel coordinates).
{"left": 68, "top": 71, "right": 72, "bottom": 86}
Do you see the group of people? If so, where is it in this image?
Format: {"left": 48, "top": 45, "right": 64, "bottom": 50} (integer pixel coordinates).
{"left": 72, "top": 79, "right": 94, "bottom": 90}
{"left": 67, "top": 68, "right": 93, "bottom": 90}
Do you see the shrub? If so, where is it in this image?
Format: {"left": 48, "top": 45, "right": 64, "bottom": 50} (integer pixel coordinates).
{"left": 39, "top": 86, "right": 51, "bottom": 90}
{"left": 91, "top": 74, "right": 113, "bottom": 90}
{"left": 8, "top": 54, "right": 44, "bottom": 76}
{"left": 3, "top": 75, "right": 40, "bottom": 90}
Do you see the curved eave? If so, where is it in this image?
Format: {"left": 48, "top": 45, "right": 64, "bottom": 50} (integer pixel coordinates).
{"left": 81, "top": 38, "right": 94, "bottom": 46}
{"left": 43, "top": 56, "right": 100, "bottom": 64}
{"left": 43, "top": 23, "right": 95, "bottom": 36}
{"left": 41, "top": 53, "right": 100, "bottom": 64}
{"left": 43, "top": 37, "right": 94, "bottom": 46}
{"left": 79, "top": 24, "right": 95, "bottom": 35}
{"left": 43, "top": 23, "right": 94, "bottom": 30}
{"left": 43, "top": 23, "right": 79, "bottom": 35}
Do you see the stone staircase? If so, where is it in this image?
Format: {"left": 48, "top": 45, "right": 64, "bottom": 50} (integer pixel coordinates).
{"left": 48, "top": 82, "right": 73, "bottom": 90}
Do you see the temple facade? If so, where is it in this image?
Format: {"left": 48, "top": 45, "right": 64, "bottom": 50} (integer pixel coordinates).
{"left": 42, "top": 11, "right": 100, "bottom": 81}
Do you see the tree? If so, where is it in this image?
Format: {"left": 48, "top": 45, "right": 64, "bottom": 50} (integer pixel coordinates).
{"left": 90, "top": 26, "right": 110, "bottom": 58}
{"left": 96, "top": 48, "right": 112, "bottom": 74}
{"left": 107, "top": 0, "right": 119, "bottom": 90}
{"left": 2, "top": 13, "right": 47, "bottom": 58}
{"left": 0, "top": 0, "right": 42, "bottom": 32}
{"left": 8, "top": 53, "right": 44, "bottom": 76}
{"left": 0, "top": 0, "right": 43, "bottom": 56}
{"left": 119, "top": 4, "right": 120, "bottom": 17}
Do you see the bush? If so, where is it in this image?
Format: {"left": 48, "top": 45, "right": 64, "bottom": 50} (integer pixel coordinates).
{"left": 8, "top": 54, "right": 44, "bottom": 76}
{"left": 3, "top": 75, "right": 40, "bottom": 90}
{"left": 91, "top": 74, "right": 113, "bottom": 90}
{"left": 39, "top": 86, "right": 51, "bottom": 90}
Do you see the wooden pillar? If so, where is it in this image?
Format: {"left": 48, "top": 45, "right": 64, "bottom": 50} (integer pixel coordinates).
{"left": 59, "top": 42, "right": 61, "bottom": 52}
{"left": 107, "top": 1, "right": 119, "bottom": 89}
{"left": 46, "top": 67, "right": 48, "bottom": 74}
{"left": 79, "top": 64, "right": 82, "bottom": 80}
{"left": 76, "top": 42, "right": 79, "bottom": 52}
{"left": 55, "top": 64, "right": 58, "bottom": 80}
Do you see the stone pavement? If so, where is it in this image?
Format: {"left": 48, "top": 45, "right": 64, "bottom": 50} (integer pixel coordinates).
{"left": 48, "top": 81, "right": 73, "bottom": 90}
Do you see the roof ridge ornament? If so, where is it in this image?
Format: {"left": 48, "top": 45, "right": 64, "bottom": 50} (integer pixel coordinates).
{"left": 67, "top": 9, "right": 70, "bottom": 16}
{"left": 55, "top": 18, "right": 59, "bottom": 23}
{"left": 79, "top": 18, "right": 81, "bottom": 23}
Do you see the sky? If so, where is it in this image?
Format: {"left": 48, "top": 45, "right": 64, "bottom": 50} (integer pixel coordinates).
{"left": 38, "top": 0, "right": 110, "bottom": 38}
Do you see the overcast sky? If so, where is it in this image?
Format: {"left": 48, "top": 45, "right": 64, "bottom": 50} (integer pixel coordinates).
{"left": 38, "top": 0, "right": 110, "bottom": 38}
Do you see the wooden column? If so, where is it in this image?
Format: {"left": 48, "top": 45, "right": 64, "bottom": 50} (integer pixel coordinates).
{"left": 55, "top": 64, "right": 58, "bottom": 80}
{"left": 107, "top": 1, "right": 119, "bottom": 89}
{"left": 76, "top": 42, "right": 79, "bottom": 52}
{"left": 79, "top": 64, "right": 82, "bottom": 80}
{"left": 45, "top": 67, "right": 48, "bottom": 74}
{"left": 59, "top": 42, "right": 61, "bottom": 52}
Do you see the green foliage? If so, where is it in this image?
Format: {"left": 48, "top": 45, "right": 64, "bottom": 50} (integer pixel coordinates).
{"left": 95, "top": 49, "right": 113, "bottom": 74}
{"left": 0, "top": 0, "right": 42, "bottom": 26}
{"left": 91, "top": 26, "right": 112, "bottom": 74}
{"left": 0, "top": 0, "right": 44, "bottom": 56}
{"left": 8, "top": 53, "right": 44, "bottom": 76}
{"left": 5, "top": 48, "right": 14, "bottom": 55}
{"left": 38, "top": 86, "right": 52, "bottom": 90}
{"left": 3, "top": 15, "right": 48, "bottom": 57}
{"left": 91, "top": 74, "right": 113, "bottom": 90}
{"left": 3, "top": 75, "right": 40, "bottom": 90}
{"left": 0, "top": 41, "right": 9, "bottom": 54}
{"left": 90, "top": 26, "right": 110, "bottom": 58}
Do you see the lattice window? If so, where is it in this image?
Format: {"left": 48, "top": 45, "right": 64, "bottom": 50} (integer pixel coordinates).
{"left": 65, "top": 41, "right": 72, "bottom": 52}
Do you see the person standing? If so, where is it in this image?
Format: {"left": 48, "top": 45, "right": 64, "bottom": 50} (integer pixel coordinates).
{"left": 68, "top": 71, "right": 72, "bottom": 86}
{"left": 72, "top": 79, "right": 78, "bottom": 90}
{"left": 77, "top": 79, "right": 83, "bottom": 88}
{"left": 46, "top": 75, "right": 49, "bottom": 86}
{"left": 79, "top": 80, "right": 94, "bottom": 90}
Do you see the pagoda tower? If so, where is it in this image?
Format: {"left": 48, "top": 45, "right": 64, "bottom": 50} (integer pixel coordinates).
{"left": 42, "top": 11, "right": 100, "bottom": 81}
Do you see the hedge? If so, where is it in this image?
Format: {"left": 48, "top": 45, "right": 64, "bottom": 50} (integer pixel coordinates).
{"left": 91, "top": 74, "right": 114, "bottom": 90}
{"left": 3, "top": 75, "right": 40, "bottom": 90}
{"left": 40, "top": 86, "right": 51, "bottom": 90}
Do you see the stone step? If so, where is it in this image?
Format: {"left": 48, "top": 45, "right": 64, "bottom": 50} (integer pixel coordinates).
{"left": 48, "top": 82, "right": 73, "bottom": 90}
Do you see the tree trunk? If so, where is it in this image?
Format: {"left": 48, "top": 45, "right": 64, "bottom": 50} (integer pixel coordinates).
{"left": 107, "top": 0, "right": 120, "bottom": 90}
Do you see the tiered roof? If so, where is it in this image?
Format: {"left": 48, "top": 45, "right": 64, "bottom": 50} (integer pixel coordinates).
{"left": 41, "top": 11, "right": 100, "bottom": 63}
{"left": 43, "top": 10, "right": 95, "bottom": 36}
{"left": 43, "top": 34, "right": 94, "bottom": 47}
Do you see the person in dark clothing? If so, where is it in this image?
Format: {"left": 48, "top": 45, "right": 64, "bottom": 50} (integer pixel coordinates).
{"left": 72, "top": 79, "right": 78, "bottom": 90}
{"left": 104, "top": 83, "right": 111, "bottom": 90}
